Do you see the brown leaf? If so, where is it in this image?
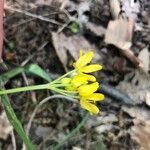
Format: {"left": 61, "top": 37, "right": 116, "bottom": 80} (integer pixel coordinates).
{"left": 85, "top": 22, "right": 106, "bottom": 37}
{"left": 36, "top": 0, "right": 69, "bottom": 9}
{"left": 104, "top": 18, "right": 143, "bottom": 67}
{"left": 109, "top": 0, "right": 121, "bottom": 19}
{"left": 146, "top": 92, "right": 150, "bottom": 107}
{"left": 122, "top": 0, "right": 140, "bottom": 21}
{"left": 131, "top": 120, "right": 150, "bottom": 150}
{"left": 117, "top": 70, "right": 150, "bottom": 104}
{"left": 35, "top": 0, "right": 53, "bottom": 6}
{"left": 51, "top": 32, "right": 101, "bottom": 69}
{"left": 122, "top": 106, "right": 150, "bottom": 120}
{"left": 138, "top": 47, "right": 150, "bottom": 73}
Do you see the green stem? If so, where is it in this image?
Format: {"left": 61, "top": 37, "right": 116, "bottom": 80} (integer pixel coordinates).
{"left": 49, "top": 70, "right": 75, "bottom": 85}
{"left": 0, "top": 70, "right": 76, "bottom": 95}
{"left": 52, "top": 113, "right": 89, "bottom": 150}
{"left": 0, "top": 84, "right": 49, "bottom": 95}
{"left": 50, "top": 87, "right": 78, "bottom": 99}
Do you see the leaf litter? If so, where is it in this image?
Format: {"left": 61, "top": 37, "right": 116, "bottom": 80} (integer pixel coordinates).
{"left": 1, "top": 0, "right": 150, "bottom": 149}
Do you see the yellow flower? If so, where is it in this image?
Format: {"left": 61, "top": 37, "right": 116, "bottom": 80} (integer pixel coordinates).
{"left": 61, "top": 74, "right": 96, "bottom": 89}
{"left": 80, "top": 93, "right": 104, "bottom": 114}
{"left": 73, "top": 51, "right": 103, "bottom": 73}
{"left": 71, "top": 74, "right": 88, "bottom": 87}
{"left": 78, "top": 82, "right": 99, "bottom": 96}
{"left": 60, "top": 50, "right": 104, "bottom": 115}
{"left": 61, "top": 77, "right": 77, "bottom": 91}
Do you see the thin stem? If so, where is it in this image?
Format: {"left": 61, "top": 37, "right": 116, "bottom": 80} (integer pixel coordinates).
{"left": 0, "top": 84, "right": 49, "bottom": 95}
{"left": 0, "top": 70, "right": 76, "bottom": 95}
{"left": 52, "top": 113, "right": 89, "bottom": 150}
{"left": 49, "top": 70, "right": 75, "bottom": 85}
{"left": 26, "top": 95, "right": 78, "bottom": 136}
{"left": 50, "top": 87, "right": 79, "bottom": 99}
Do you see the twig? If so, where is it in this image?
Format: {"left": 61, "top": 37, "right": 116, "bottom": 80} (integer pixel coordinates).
{"left": 6, "top": 12, "right": 60, "bottom": 29}
{"left": 22, "top": 94, "right": 78, "bottom": 150}
{"left": 100, "top": 83, "right": 136, "bottom": 105}
{"left": 11, "top": 130, "right": 17, "bottom": 150}
{"left": 51, "top": 113, "right": 89, "bottom": 150}
{"left": 26, "top": 94, "right": 78, "bottom": 136}
{"left": 4, "top": 6, "right": 63, "bottom": 26}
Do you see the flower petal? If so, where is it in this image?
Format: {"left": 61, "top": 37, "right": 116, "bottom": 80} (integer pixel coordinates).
{"left": 79, "top": 49, "right": 83, "bottom": 57}
{"left": 79, "top": 64, "right": 103, "bottom": 73}
{"left": 74, "top": 51, "right": 93, "bottom": 69}
{"left": 85, "top": 93, "right": 104, "bottom": 101}
{"left": 80, "top": 99, "right": 99, "bottom": 114}
{"left": 80, "top": 73, "right": 96, "bottom": 82}
{"left": 78, "top": 82, "right": 99, "bottom": 96}
{"left": 71, "top": 74, "right": 88, "bottom": 87}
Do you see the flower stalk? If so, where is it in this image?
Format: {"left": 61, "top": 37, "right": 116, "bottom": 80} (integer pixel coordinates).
{"left": 0, "top": 50, "right": 105, "bottom": 114}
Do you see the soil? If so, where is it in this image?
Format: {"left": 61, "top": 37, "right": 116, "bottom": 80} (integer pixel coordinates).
{"left": 0, "top": 0, "right": 150, "bottom": 149}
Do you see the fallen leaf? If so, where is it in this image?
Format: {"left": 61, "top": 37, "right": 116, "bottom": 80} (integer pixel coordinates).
{"left": 138, "top": 47, "right": 150, "bottom": 73}
{"left": 105, "top": 18, "right": 133, "bottom": 50}
{"left": 0, "top": 112, "right": 13, "bottom": 140}
{"left": 131, "top": 120, "right": 150, "bottom": 150}
{"left": 122, "top": 105, "right": 150, "bottom": 121}
{"left": 35, "top": 0, "right": 53, "bottom": 6}
{"left": 117, "top": 70, "right": 150, "bottom": 104}
{"left": 51, "top": 32, "right": 101, "bottom": 69}
{"left": 109, "top": 0, "right": 121, "bottom": 19}
{"left": 68, "top": 0, "right": 91, "bottom": 23}
{"left": 36, "top": 0, "right": 69, "bottom": 9}
{"left": 146, "top": 92, "right": 150, "bottom": 107}
{"left": 85, "top": 22, "right": 106, "bottom": 37}
{"left": 105, "top": 18, "right": 143, "bottom": 67}
{"left": 95, "top": 124, "right": 113, "bottom": 134}
{"left": 35, "top": 125, "right": 53, "bottom": 138}
{"left": 72, "top": 147, "right": 82, "bottom": 150}
{"left": 122, "top": 0, "right": 140, "bottom": 21}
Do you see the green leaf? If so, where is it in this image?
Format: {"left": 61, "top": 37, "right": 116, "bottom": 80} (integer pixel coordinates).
{"left": 25, "top": 64, "right": 51, "bottom": 82}
{"left": 0, "top": 67, "right": 25, "bottom": 84}
{"left": 69, "top": 21, "right": 80, "bottom": 33}
{"left": 0, "top": 95, "right": 34, "bottom": 150}
{"left": 0, "top": 64, "right": 51, "bottom": 84}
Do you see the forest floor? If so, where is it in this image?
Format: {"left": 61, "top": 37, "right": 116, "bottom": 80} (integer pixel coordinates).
{"left": 0, "top": 0, "right": 150, "bottom": 149}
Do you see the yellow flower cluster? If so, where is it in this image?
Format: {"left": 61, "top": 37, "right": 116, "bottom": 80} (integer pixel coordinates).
{"left": 61, "top": 50, "right": 104, "bottom": 114}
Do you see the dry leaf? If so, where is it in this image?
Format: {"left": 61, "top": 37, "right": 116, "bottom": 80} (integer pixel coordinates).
{"left": 109, "top": 0, "right": 121, "bottom": 19}
{"left": 131, "top": 120, "right": 150, "bottom": 150}
{"left": 36, "top": 0, "right": 69, "bottom": 9}
{"left": 52, "top": 32, "right": 101, "bottom": 69}
{"left": 146, "top": 92, "right": 150, "bottom": 107}
{"left": 85, "top": 22, "right": 106, "bottom": 37}
{"left": 105, "top": 19, "right": 133, "bottom": 50}
{"left": 122, "top": 106, "right": 150, "bottom": 121}
{"left": 122, "top": 0, "right": 140, "bottom": 21}
{"left": 105, "top": 18, "right": 143, "bottom": 67}
{"left": 36, "top": 0, "right": 53, "bottom": 6}
{"left": 0, "top": 112, "right": 13, "bottom": 140}
{"left": 117, "top": 70, "right": 150, "bottom": 104}
{"left": 138, "top": 47, "right": 150, "bottom": 73}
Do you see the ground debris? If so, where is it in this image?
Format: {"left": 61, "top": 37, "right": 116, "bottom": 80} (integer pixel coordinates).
{"left": 117, "top": 70, "right": 150, "bottom": 104}
{"left": 131, "top": 120, "right": 150, "bottom": 150}
{"left": 51, "top": 32, "right": 101, "bottom": 69}
{"left": 105, "top": 18, "right": 143, "bottom": 67}
{"left": 0, "top": 112, "right": 13, "bottom": 140}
